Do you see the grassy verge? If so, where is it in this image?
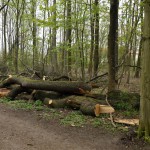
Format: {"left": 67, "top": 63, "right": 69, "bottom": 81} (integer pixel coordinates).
{"left": 0, "top": 97, "right": 136, "bottom": 132}
{"left": 0, "top": 98, "right": 44, "bottom": 111}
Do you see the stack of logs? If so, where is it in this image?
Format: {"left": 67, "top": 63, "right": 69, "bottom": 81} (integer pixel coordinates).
{"left": 0, "top": 76, "right": 114, "bottom": 117}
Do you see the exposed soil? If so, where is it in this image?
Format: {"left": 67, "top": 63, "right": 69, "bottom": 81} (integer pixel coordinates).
{"left": 0, "top": 103, "right": 149, "bottom": 150}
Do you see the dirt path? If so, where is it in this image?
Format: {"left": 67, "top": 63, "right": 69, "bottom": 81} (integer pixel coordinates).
{"left": 0, "top": 103, "right": 149, "bottom": 150}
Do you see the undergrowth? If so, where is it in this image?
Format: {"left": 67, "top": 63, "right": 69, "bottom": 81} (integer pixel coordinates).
{"left": 0, "top": 97, "right": 136, "bottom": 132}
{"left": 60, "top": 111, "right": 86, "bottom": 127}
{"left": 0, "top": 98, "right": 44, "bottom": 111}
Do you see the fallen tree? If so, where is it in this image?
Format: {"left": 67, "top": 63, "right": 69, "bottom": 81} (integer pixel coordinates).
{"left": 7, "top": 86, "right": 32, "bottom": 99}
{"left": 0, "top": 76, "right": 140, "bottom": 117}
{"left": 43, "top": 95, "right": 114, "bottom": 117}
{"left": 0, "top": 76, "right": 92, "bottom": 98}
{"left": 0, "top": 88, "right": 11, "bottom": 97}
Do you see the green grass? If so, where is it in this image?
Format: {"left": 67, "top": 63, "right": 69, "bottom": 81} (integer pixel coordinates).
{"left": 120, "top": 110, "right": 139, "bottom": 118}
{"left": 91, "top": 118, "right": 102, "bottom": 127}
{"left": 0, "top": 97, "right": 131, "bottom": 131}
{"left": 0, "top": 98, "right": 44, "bottom": 111}
{"left": 42, "top": 109, "right": 62, "bottom": 120}
{"left": 60, "top": 111, "right": 86, "bottom": 127}
{"left": 0, "top": 97, "right": 11, "bottom": 103}
{"left": 115, "top": 101, "right": 132, "bottom": 110}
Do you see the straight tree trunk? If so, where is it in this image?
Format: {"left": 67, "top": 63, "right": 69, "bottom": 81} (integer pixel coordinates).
{"left": 66, "top": 0, "right": 72, "bottom": 74}
{"left": 31, "top": 0, "right": 37, "bottom": 70}
{"left": 88, "top": 0, "right": 94, "bottom": 79}
{"left": 93, "top": 0, "right": 99, "bottom": 77}
{"left": 126, "top": 1, "right": 135, "bottom": 83}
{"left": 51, "top": 0, "right": 58, "bottom": 72}
{"left": 135, "top": 0, "right": 143, "bottom": 78}
{"left": 2, "top": 2, "right": 8, "bottom": 64}
{"left": 134, "top": 41, "right": 142, "bottom": 78}
{"left": 61, "top": 1, "right": 67, "bottom": 74}
{"left": 14, "top": 0, "right": 20, "bottom": 74}
{"left": 80, "top": 4, "right": 87, "bottom": 81}
{"left": 138, "top": 0, "right": 150, "bottom": 139}
{"left": 107, "top": 0, "right": 119, "bottom": 92}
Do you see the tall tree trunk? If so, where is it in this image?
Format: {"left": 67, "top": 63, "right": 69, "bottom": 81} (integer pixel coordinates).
{"left": 51, "top": 0, "right": 58, "bottom": 72}
{"left": 80, "top": 4, "right": 88, "bottom": 81}
{"left": 134, "top": 40, "right": 142, "bottom": 78}
{"left": 2, "top": 2, "right": 8, "bottom": 64}
{"left": 107, "top": 0, "right": 119, "bottom": 92}
{"left": 20, "top": 0, "right": 26, "bottom": 69}
{"left": 93, "top": 0, "right": 99, "bottom": 77}
{"left": 31, "top": 0, "right": 37, "bottom": 70}
{"left": 66, "top": 0, "right": 72, "bottom": 75}
{"left": 135, "top": 0, "right": 143, "bottom": 78}
{"left": 61, "top": 1, "right": 67, "bottom": 74}
{"left": 138, "top": 0, "right": 150, "bottom": 139}
{"left": 14, "top": 0, "right": 20, "bottom": 74}
{"left": 88, "top": 0, "right": 94, "bottom": 79}
{"left": 126, "top": 1, "right": 135, "bottom": 83}
{"left": 41, "top": 1, "right": 46, "bottom": 65}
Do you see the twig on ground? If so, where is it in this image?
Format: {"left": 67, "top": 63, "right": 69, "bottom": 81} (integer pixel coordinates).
{"left": 105, "top": 94, "right": 116, "bottom": 128}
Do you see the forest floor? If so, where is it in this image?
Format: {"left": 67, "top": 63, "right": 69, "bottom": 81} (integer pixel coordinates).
{"left": 0, "top": 102, "right": 150, "bottom": 150}
{"left": 0, "top": 76, "right": 150, "bottom": 150}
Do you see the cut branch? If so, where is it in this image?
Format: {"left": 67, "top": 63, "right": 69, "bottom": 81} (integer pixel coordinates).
{"left": 86, "top": 72, "right": 108, "bottom": 83}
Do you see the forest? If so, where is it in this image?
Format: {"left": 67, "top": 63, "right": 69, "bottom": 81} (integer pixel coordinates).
{"left": 0, "top": 0, "right": 150, "bottom": 143}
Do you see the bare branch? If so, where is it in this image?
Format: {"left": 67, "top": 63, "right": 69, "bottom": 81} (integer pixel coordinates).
{"left": 0, "top": 0, "right": 10, "bottom": 11}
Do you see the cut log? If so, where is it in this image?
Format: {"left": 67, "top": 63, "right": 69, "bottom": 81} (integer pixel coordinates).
{"left": 99, "top": 105, "right": 115, "bottom": 114}
{"left": 43, "top": 95, "right": 114, "bottom": 117}
{"left": 80, "top": 103, "right": 115, "bottom": 117}
{"left": 43, "top": 96, "right": 83, "bottom": 109}
{"left": 6, "top": 86, "right": 32, "bottom": 100}
{"left": 32, "top": 90, "right": 65, "bottom": 101}
{"left": 0, "top": 88, "right": 11, "bottom": 97}
{"left": 0, "top": 76, "right": 92, "bottom": 95}
{"left": 44, "top": 98, "right": 67, "bottom": 108}
{"left": 80, "top": 102, "right": 101, "bottom": 117}
{"left": 112, "top": 118, "right": 139, "bottom": 126}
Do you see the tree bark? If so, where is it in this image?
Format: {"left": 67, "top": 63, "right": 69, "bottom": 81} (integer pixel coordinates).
{"left": 138, "top": 0, "right": 150, "bottom": 139}
{"left": 93, "top": 0, "right": 99, "bottom": 77}
{"left": 0, "top": 77, "right": 92, "bottom": 95}
{"left": 66, "top": 0, "right": 72, "bottom": 74}
{"left": 32, "top": 90, "right": 65, "bottom": 101}
{"left": 88, "top": 0, "right": 94, "bottom": 79}
{"left": 7, "top": 86, "right": 32, "bottom": 100}
{"left": 31, "top": 0, "right": 37, "bottom": 70}
{"left": 135, "top": 0, "right": 143, "bottom": 78}
{"left": 43, "top": 95, "right": 114, "bottom": 117}
{"left": 50, "top": 0, "right": 58, "bottom": 72}
{"left": 108, "top": 0, "right": 119, "bottom": 92}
